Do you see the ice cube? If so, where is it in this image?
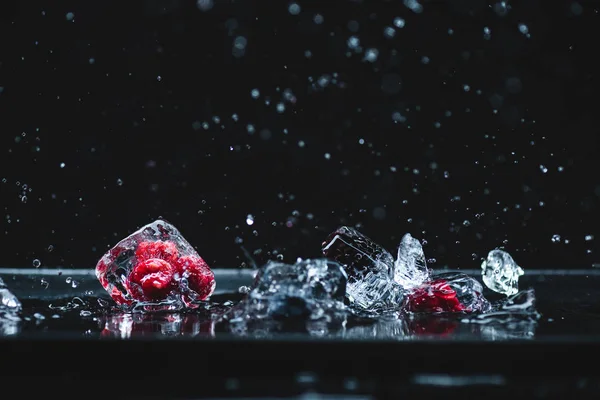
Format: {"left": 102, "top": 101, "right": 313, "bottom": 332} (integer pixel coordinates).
{"left": 95, "top": 219, "right": 215, "bottom": 310}
{"left": 0, "top": 277, "right": 21, "bottom": 311}
{"left": 394, "top": 233, "right": 430, "bottom": 288}
{"left": 345, "top": 271, "right": 405, "bottom": 314}
{"left": 481, "top": 249, "right": 524, "bottom": 296}
{"left": 404, "top": 272, "right": 491, "bottom": 314}
{"left": 322, "top": 227, "right": 406, "bottom": 313}
{"left": 321, "top": 226, "right": 394, "bottom": 280}
{"left": 224, "top": 259, "right": 347, "bottom": 335}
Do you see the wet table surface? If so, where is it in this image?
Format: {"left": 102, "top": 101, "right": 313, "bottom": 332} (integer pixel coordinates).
{"left": 0, "top": 267, "right": 599, "bottom": 339}
{"left": 1, "top": 268, "right": 600, "bottom": 399}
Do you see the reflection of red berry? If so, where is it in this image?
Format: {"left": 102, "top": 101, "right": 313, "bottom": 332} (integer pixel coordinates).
{"left": 405, "top": 279, "right": 466, "bottom": 313}
{"left": 129, "top": 258, "right": 175, "bottom": 300}
{"left": 176, "top": 255, "right": 215, "bottom": 300}
{"left": 409, "top": 318, "right": 458, "bottom": 336}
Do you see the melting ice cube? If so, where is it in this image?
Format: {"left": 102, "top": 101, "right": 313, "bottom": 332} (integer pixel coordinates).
{"left": 394, "top": 233, "right": 430, "bottom": 288}
{"left": 322, "top": 227, "right": 404, "bottom": 313}
{"left": 0, "top": 277, "right": 21, "bottom": 311}
{"left": 464, "top": 288, "right": 539, "bottom": 338}
{"left": 225, "top": 259, "right": 347, "bottom": 335}
{"left": 481, "top": 249, "right": 524, "bottom": 296}
{"left": 95, "top": 219, "right": 215, "bottom": 310}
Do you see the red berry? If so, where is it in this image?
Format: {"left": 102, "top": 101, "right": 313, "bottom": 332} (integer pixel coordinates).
{"left": 405, "top": 279, "right": 466, "bottom": 313}
{"left": 128, "top": 258, "right": 175, "bottom": 300}
{"left": 135, "top": 241, "right": 179, "bottom": 264}
{"left": 176, "top": 255, "right": 215, "bottom": 300}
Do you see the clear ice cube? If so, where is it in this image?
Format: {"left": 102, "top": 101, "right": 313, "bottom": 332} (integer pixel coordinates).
{"left": 481, "top": 249, "right": 524, "bottom": 296}
{"left": 95, "top": 219, "right": 215, "bottom": 310}
{"left": 344, "top": 271, "right": 405, "bottom": 314}
{"left": 322, "top": 227, "right": 404, "bottom": 313}
{"left": 394, "top": 233, "right": 430, "bottom": 289}
{"left": 321, "top": 226, "right": 394, "bottom": 280}
{"left": 0, "top": 277, "right": 21, "bottom": 311}
{"left": 225, "top": 259, "right": 347, "bottom": 335}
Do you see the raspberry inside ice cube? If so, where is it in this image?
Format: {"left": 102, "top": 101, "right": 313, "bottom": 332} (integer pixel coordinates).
{"left": 95, "top": 219, "right": 216, "bottom": 308}
{"left": 129, "top": 258, "right": 175, "bottom": 300}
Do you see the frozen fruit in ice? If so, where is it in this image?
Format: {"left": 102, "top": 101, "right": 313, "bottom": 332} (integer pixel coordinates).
{"left": 405, "top": 279, "right": 466, "bottom": 313}
{"left": 135, "top": 240, "right": 179, "bottom": 264}
{"left": 321, "top": 227, "right": 404, "bottom": 313}
{"left": 128, "top": 258, "right": 176, "bottom": 300}
{"left": 404, "top": 273, "right": 490, "bottom": 314}
{"left": 176, "top": 255, "right": 215, "bottom": 301}
{"left": 95, "top": 219, "right": 215, "bottom": 308}
{"left": 481, "top": 249, "right": 524, "bottom": 296}
{"left": 394, "top": 233, "right": 430, "bottom": 289}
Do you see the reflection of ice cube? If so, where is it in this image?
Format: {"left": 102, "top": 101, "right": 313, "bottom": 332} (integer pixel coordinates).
{"left": 225, "top": 259, "right": 348, "bottom": 336}
{"left": 481, "top": 249, "right": 524, "bottom": 296}
{"left": 405, "top": 272, "right": 491, "bottom": 314}
{"left": 394, "top": 233, "right": 430, "bottom": 289}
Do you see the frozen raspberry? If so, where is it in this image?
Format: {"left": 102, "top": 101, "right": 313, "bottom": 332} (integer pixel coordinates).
{"left": 135, "top": 241, "right": 179, "bottom": 264}
{"left": 95, "top": 219, "right": 216, "bottom": 308}
{"left": 404, "top": 279, "right": 467, "bottom": 313}
{"left": 176, "top": 255, "right": 215, "bottom": 300}
{"left": 128, "top": 258, "right": 176, "bottom": 301}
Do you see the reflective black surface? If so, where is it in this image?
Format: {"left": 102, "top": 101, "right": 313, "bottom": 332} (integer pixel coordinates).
{"left": 2, "top": 269, "right": 600, "bottom": 399}
{"left": 1, "top": 268, "right": 600, "bottom": 340}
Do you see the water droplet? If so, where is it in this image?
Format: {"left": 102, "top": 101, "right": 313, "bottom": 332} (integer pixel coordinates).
{"left": 393, "top": 17, "right": 405, "bottom": 28}
{"left": 32, "top": 259, "right": 41, "bottom": 268}
{"left": 238, "top": 286, "right": 250, "bottom": 294}
{"left": 551, "top": 234, "right": 561, "bottom": 243}
{"left": 288, "top": 3, "right": 301, "bottom": 15}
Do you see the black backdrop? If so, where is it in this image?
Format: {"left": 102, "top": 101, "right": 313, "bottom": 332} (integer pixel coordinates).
{"left": 0, "top": 0, "right": 598, "bottom": 271}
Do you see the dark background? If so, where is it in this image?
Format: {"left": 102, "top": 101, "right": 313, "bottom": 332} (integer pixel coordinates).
{"left": 0, "top": 0, "right": 597, "bottom": 270}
